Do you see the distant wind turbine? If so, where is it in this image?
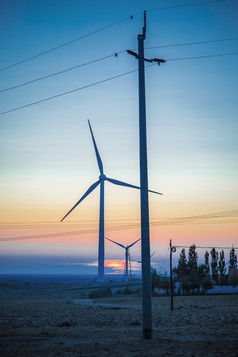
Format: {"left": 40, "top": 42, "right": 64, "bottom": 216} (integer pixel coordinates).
{"left": 106, "top": 237, "right": 141, "bottom": 281}
{"left": 131, "top": 251, "right": 156, "bottom": 264}
{"left": 61, "top": 120, "right": 162, "bottom": 282}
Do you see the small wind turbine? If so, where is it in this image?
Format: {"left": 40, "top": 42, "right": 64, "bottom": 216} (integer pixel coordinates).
{"left": 61, "top": 120, "right": 162, "bottom": 282}
{"left": 131, "top": 251, "right": 156, "bottom": 264}
{"left": 106, "top": 237, "right": 141, "bottom": 281}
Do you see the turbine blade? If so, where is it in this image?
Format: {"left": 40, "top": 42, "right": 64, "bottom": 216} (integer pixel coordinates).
{"left": 88, "top": 119, "right": 103, "bottom": 174}
{"left": 106, "top": 177, "right": 140, "bottom": 189}
{"left": 150, "top": 251, "right": 156, "bottom": 258}
{"left": 148, "top": 189, "right": 163, "bottom": 195}
{"left": 105, "top": 237, "right": 125, "bottom": 249}
{"left": 128, "top": 238, "right": 141, "bottom": 248}
{"left": 106, "top": 177, "right": 162, "bottom": 195}
{"left": 61, "top": 180, "right": 100, "bottom": 222}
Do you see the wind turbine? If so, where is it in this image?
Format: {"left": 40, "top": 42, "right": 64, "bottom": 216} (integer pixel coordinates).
{"left": 106, "top": 237, "right": 141, "bottom": 281}
{"left": 61, "top": 120, "right": 162, "bottom": 282}
{"left": 131, "top": 251, "right": 156, "bottom": 264}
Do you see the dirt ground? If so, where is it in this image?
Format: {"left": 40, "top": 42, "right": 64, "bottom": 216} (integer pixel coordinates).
{"left": 0, "top": 288, "right": 238, "bottom": 357}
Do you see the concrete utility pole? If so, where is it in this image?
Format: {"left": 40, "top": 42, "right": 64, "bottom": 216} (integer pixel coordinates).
{"left": 138, "top": 15, "right": 152, "bottom": 340}
{"left": 170, "top": 239, "right": 176, "bottom": 311}
{"left": 98, "top": 179, "right": 105, "bottom": 282}
{"left": 127, "top": 11, "right": 165, "bottom": 339}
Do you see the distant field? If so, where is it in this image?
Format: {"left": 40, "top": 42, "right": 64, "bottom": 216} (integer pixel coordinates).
{"left": 0, "top": 284, "right": 237, "bottom": 356}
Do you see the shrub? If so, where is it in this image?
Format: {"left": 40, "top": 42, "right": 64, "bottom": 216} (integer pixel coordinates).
{"left": 116, "top": 286, "right": 133, "bottom": 295}
{"left": 88, "top": 286, "right": 112, "bottom": 299}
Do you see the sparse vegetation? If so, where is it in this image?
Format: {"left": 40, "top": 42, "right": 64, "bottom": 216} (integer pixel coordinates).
{"left": 1, "top": 291, "right": 238, "bottom": 357}
{"left": 88, "top": 286, "right": 112, "bottom": 299}
{"left": 151, "top": 268, "right": 170, "bottom": 294}
{"left": 116, "top": 286, "right": 133, "bottom": 295}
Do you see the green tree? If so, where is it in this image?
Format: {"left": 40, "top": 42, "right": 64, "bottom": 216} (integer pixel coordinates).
{"left": 151, "top": 268, "right": 169, "bottom": 293}
{"left": 204, "top": 251, "right": 210, "bottom": 275}
{"left": 176, "top": 248, "right": 188, "bottom": 277}
{"left": 173, "top": 249, "right": 190, "bottom": 294}
{"left": 198, "top": 251, "right": 213, "bottom": 292}
{"left": 229, "top": 247, "right": 237, "bottom": 268}
{"left": 187, "top": 244, "right": 199, "bottom": 292}
{"left": 210, "top": 247, "right": 219, "bottom": 284}
{"left": 188, "top": 244, "right": 198, "bottom": 271}
{"left": 218, "top": 250, "right": 227, "bottom": 286}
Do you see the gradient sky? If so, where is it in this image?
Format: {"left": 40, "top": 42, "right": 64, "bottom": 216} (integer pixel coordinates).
{"left": 0, "top": 0, "right": 237, "bottom": 275}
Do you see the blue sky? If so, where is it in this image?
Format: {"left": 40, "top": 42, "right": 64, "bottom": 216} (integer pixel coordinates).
{"left": 0, "top": 0, "right": 237, "bottom": 275}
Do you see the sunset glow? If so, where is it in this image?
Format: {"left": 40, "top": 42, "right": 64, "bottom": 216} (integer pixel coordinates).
{"left": 105, "top": 260, "right": 126, "bottom": 270}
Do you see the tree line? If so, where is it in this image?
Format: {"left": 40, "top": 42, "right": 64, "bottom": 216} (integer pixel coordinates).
{"left": 151, "top": 246, "right": 237, "bottom": 295}
{"left": 172, "top": 245, "right": 237, "bottom": 294}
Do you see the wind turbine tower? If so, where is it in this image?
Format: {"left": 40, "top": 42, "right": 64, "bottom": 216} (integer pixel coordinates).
{"left": 61, "top": 120, "right": 162, "bottom": 282}
{"left": 106, "top": 237, "right": 141, "bottom": 281}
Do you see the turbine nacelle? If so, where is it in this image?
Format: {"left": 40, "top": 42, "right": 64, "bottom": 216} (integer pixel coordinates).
{"left": 99, "top": 174, "right": 106, "bottom": 181}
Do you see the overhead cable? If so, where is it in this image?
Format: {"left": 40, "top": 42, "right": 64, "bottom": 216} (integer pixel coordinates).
{"left": 1, "top": 37, "right": 237, "bottom": 94}
{"left": 0, "top": 209, "right": 237, "bottom": 241}
{"left": 0, "top": 68, "right": 138, "bottom": 116}
{"left": 1, "top": 51, "right": 238, "bottom": 117}
{"left": 1, "top": 209, "right": 237, "bottom": 228}
{"left": 145, "top": 0, "right": 225, "bottom": 13}
{"left": 0, "top": 218, "right": 237, "bottom": 241}
{"left": 167, "top": 52, "right": 238, "bottom": 62}
{"left": 0, "top": 52, "right": 125, "bottom": 93}
{"left": 0, "top": 0, "right": 225, "bottom": 72}
{"left": 174, "top": 245, "right": 238, "bottom": 250}
{"left": 145, "top": 37, "right": 238, "bottom": 50}
{"left": 0, "top": 20, "right": 132, "bottom": 72}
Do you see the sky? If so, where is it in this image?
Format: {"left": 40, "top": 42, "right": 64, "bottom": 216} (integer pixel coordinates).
{"left": 0, "top": 0, "right": 237, "bottom": 275}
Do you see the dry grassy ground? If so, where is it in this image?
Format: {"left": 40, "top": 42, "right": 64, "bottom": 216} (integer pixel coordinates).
{"left": 0, "top": 287, "right": 238, "bottom": 356}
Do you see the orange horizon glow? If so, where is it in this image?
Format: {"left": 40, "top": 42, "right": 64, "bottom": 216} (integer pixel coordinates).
{"left": 104, "top": 260, "right": 125, "bottom": 270}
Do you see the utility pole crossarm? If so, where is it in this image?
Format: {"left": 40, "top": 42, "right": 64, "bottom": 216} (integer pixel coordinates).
{"left": 127, "top": 50, "right": 166, "bottom": 65}
{"left": 151, "top": 58, "right": 166, "bottom": 65}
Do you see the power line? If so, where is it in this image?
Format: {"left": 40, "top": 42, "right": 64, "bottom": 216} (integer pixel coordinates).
{"left": 1, "top": 37, "right": 237, "bottom": 94}
{"left": 0, "top": 52, "right": 125, "bottom": 93}
{"left": 1, "top": 209, "right": 237, "bottom": 226}
{"left": 145, "top": 37, "right": 238, "bottom": 50}
{"left": 2, "top": 218, "right": 236, "bottom": 229}
{"left": 0, "top": 230, "right": 97, "bottom": 242}
{"left": 167, "top": 52, "right": 238, "bottom": 62}
{"left": 151, "top": 209, "right": 238, "bottom": 224}
{"left": 145, "top": 0, "right": 225, "bottom": 12}
{"left": 0, "top": 19, "right": 132, "bottom": 73}
{"left": 0, "top": 222, "right": 233, "bottom": 241}
{"left": 174, "top": 245, "right": 238, "bottom": 249}
{"left": 0, "top": 218, "right": 237, "bottom": 241}
{"left": 0, "top": 0, "right": 225, "bottom": 73}
{"left": 1, "top": 50, "right": 238, "bottom": 117}
{"left": 0, "top": 209, "right": 237, "bottom": 241}
{"left": 1, "top": 209, "right": 237, "bottom": 229}
{"left": 0, "top": 67, "right": 138, "bottom": 116}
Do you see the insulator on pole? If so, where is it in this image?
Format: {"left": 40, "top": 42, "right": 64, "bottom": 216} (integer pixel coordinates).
{"left": 143, "top": 10, "right": 146, "bottom": 39}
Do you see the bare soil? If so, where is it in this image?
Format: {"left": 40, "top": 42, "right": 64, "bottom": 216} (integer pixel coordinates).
{"left": 0, "top": 289, "right": 238, "bottom": 356}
